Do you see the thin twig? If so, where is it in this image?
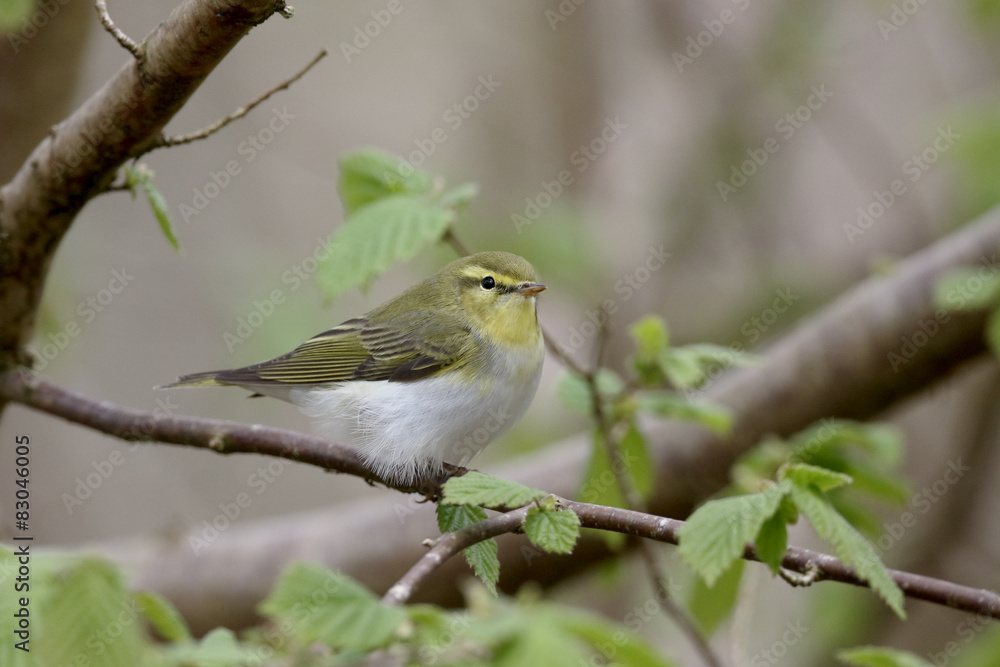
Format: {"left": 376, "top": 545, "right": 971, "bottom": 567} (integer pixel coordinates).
{"left": 95, "top": 0, "right": 143, "bottom": 60}
{"left": 383, "top": 507, "right": 531, "bottom": 605}
{"left": 441, "top": 228, "right": 472, "bottom": 257}
{"left": 152, "top": 50, "right": 327, "bottom": 149}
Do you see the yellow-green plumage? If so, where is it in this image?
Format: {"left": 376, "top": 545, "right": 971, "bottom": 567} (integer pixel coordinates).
{"left": 164, "top": 251, "right": 545, "bottom": 483}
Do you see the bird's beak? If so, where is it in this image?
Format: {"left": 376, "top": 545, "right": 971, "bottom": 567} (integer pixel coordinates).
{"left": 517, "top": 282, "right": 546, "bottom": 297}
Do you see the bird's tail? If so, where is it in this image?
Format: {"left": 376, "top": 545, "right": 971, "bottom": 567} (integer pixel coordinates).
{"left": 156, "top": 371, "right": 226, "bottom": 389}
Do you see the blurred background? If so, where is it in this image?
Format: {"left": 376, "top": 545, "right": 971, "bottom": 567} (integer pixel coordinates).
{"left": 2, "top": 0, "right": 1000, "bottom": 663}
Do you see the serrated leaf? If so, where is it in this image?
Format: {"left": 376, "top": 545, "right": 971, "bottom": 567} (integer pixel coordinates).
{"left": 259, "top": 563, "right": 407, "bottom": 651}
{"left": 317, "top": 195, "right": 453, "bottom": 299}
{"left": 135, "top": 590, "right": 191, "bottom": 642}
{"left": 443, "top": 471, "right": 546, "bottom": 509}
{"left": 837, "top": 645, "right": 935, "bottom": 667}
{"left": 688, "top": 558, "right": 744, "bottom": 636}
{"left": 37, "top": 557, "right": 145, "bottom": 667}
{"left": 337, "top": 148, "right": 432, "bottom": 214}
{"left": 780, "top": 462, "right": 853, "bottom": 492}
{"left": 556, "top": 369, "right": 625, "bottom": 415}
{"left": 754, "top": 511, "right": 788, "bottom": 574}
{"left": 678, "top": 484, "right": 787, "bottom": 586}
{"left": 933, "top": 266, "right": 1000, "bottom": 312}
{"left": 437, "top": 503, "right": 500, "bottom": 595}
{"left": 790, "top": 486, "right": 905, "bottom": 618}
{"left": 637, "top": 391, "right": 732, "bottom": 435}
{"left": 164, "top": 627, "right": 260, "bottom": 664}
{"left": 125, "top": 164, "right": 179, "bottom": 251}
{"left": 525, "top": 506, "right": 580, "bottom": 554}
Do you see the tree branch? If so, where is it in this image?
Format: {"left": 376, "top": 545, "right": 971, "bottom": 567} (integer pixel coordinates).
{"left": 0, "top": 369, "right": 449, "bottom": 497}
{"left": 95, "top": 0, "right": 143, "bottom": 60}
{"left": 383, "top": 498, "right": 1000, "bottom": 620}
{"left": 0, "top": 0, "right": 291, "bottom": 373}
{"left": 151, "top": 49, "right": 327, "bottom": 149}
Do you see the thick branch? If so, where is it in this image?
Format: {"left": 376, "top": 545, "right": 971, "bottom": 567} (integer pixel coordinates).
{"left": 0, "top": 0, "right": 290, "bottom": 369}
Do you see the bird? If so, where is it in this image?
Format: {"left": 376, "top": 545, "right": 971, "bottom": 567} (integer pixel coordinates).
{"left": 162, "top": 251, "right": 546, "bottom": 485}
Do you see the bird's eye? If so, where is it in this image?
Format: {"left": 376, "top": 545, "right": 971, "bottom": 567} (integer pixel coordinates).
{"left": 481, "top": 276, "right": 496, "bottom": 290}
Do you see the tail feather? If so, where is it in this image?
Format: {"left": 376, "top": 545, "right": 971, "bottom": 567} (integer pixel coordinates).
{"left": 157, "top": 371, "right": 226, "bottom": 389}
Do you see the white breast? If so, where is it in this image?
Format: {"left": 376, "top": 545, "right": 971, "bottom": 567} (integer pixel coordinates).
{"left": 289, "top": 338, "right": 544, "bottom": 484}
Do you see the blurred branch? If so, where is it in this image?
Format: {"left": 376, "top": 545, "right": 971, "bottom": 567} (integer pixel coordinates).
{"left": 151, "top": 49, "right": 327, "bottom": 149}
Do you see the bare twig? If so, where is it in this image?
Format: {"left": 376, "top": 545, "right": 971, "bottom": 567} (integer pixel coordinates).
{"left": 441, "top": 228, "right": 472, "bottom": 257}
{"left": 95, "top": 0, "right": 143, "bottom": 60}
{"left": 152, "top": 49, "right": 327, "bottom": 149}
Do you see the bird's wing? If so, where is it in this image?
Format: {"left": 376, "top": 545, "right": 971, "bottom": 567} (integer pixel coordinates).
{"left": 206, "top": 312, "right": 473, "bottom": 386}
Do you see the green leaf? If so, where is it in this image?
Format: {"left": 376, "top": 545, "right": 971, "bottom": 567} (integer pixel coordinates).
{"left": 631, "top": 315, "right": 670, "bottom": 355}
{"left": 988, "top": 308, "right": 1000, "bottom": 360}
{"left": 688, "top": 558, "right": 744, "bottom": 636}
{"left": 524, "top": 506, "right": 581, "bottom": 554}
{"left": 337, "top": 148, "right": 432, "bottom": 214}
{"left": 678, "top": 483, "right": 787, "bottom": 586}
{"left": 754, "top": 511, "right": 788, "bottom": 574}
{"left": 556, "top": 369, "right": 625, "bottom": 415}
{"left": 933, "top": 266, "right": 1000, "bottom": 312}
{"left": 437, "top": 503, "right": 500, "bottom": 595}
{"left": 780, "top": 462, "right": 853, "bottom": 492}
{"left": 494, "top": 624, "right": 591, "bottom": 667}
{"left": 135, "top": 590, "right": 191, "bottom": 642}
{"left": 637, "top": 391, "right": 732, "bottom": 435}
{"left": 837, "top": 645, "right": 935, "bottom": 667}
{"left": 658, "top": 344, "right": 760, "bottom": 390}
{"left": 438, "top": 182, "right": 480, "bottom": 211}
{"left": 620, "top": 423, "right": 654, "bottom": 499}
{"left": 163, "top": 627, "right": 260, "bottom": 665}
{"left": 0, "top": 0, "right": 33, "bottom": 31}
{"left": 577, "top": 429, "right": 626, "bottom": 549}
{"left": 442, "top": 471, "right": 546, "bottom": 509}
{"left": 560, "top": 610, "right": 678, "bottom": 667}
{"left": 125, "top": 164, "right": 179, "bottom": 251}
{"left": 789, "top": 486, "right": 905, "bottom": 618}
{"left": 37, "top": 557, "right": 145, "bottom": 667}
{"left": 259, "top": 563, "right": 407, "bottom": 651}
{"left": 316, "top": 194, "right": 453, "bottom": 298}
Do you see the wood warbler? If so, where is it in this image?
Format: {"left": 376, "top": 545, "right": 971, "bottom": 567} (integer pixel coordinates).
{"left": 163, "top": 251, "right": 546, "bottom": 484}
